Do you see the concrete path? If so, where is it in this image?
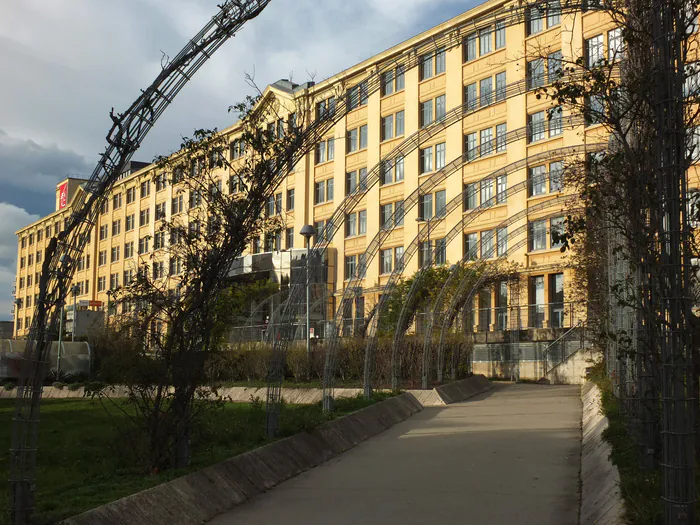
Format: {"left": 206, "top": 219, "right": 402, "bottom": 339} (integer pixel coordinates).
{"left": 209, "top": 384, "right": 582, "bottom": 525}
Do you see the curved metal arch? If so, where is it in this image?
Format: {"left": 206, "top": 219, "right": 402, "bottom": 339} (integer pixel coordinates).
{"left": 390, "top": 144, "right": 606, "bottom": 383}
{"left": 236, "top": 289, "right": 288, "bottom": 341}
{"left": 14, "top": 1, "right": 273, "bottom": 518}
{"left": 372, "top": 195, "right": 576, "bottom": 392}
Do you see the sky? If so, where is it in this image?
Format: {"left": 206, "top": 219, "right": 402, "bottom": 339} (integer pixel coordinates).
{"left": 0, "top": 0, "right": 478, "bottom": 322}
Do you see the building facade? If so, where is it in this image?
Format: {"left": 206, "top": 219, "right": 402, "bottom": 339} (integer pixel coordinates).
{"left": 12, "top": 0, "right": 629, "bottom": 339}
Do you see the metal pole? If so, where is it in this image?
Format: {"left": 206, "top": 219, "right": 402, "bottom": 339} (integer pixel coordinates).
{"left": 71, "top": 290, "right": 77, "bottom": 343}
{"left": 306, "top": 238, "right": 311, "bottom": 373}
{"left": 56, "top": 303, "right": 63, "bottom": 378}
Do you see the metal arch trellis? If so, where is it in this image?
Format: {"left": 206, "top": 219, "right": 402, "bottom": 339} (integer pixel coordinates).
{"left": 390, "top": 144, "right": 606, "bottom": 387}
{"left": 10, "top": 1, "right": 272, "bottom": 522}
{"left": 320, "top": 116, "right": 590, "bottom": 402}
{"left": 265, "top": 0, "right": 607, "bottom": 428}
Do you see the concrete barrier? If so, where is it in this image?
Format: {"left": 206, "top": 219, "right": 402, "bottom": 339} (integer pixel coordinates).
{"left": 60, "top": 392, "right": 423, "bottom": 525}
{"left": 580, "top": 382, "right": 626, "bottom": 525}
{"left": 434, "top": 374, "right": 492, "bottom": 404}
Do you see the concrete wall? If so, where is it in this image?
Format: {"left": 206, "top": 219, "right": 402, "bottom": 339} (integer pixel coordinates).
{"left": 580, "top": 382, "right": 626, "bottom": 525}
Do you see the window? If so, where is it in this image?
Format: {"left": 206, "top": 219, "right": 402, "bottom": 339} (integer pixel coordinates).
{"left": 381, "top": 114, "right": 394, "bottom": 141}
{"left": 381, "top": 203, "right": 393, "bottom": 229}
{"left": 480, "top": 128, "right": 494, "bottom": 155}
{"left": 316, "top": 96, "right": 336, "bottom": 120}
{"left": 608, "top": 28, "right": 624, "bottom": 60}
{"left": 395, "top": 156, "right": 404, "bottom": 182}
{"left": 98, "top": 276, "right": 106, "bottom": 292}
{"left": 357, "top": 210, "right": 367, "bottom": 235}
{"left": 495, "top": 20, "right": 506, "bottom": 49}
{"left": 420, "top": 146, "right": 433, "bottom": 174}
{"left": 327, "top": 178, "right": 334, "bottom": 200}
{"left": 314, "top": 221, "right": 326, "bottom": 244}
{"left": 112, "top": 193, "right": 122, "bottom": 210}
{"left": 430, "top": 238, "right": 444, "bottom": 265}
{"left": 139, "top": 208, "right": 150, "bottom": 226}
{"left": 99, "top": 224, "right": 108, "bottom": 241}
{"left": 381, "top": 70, "right": 395, "bottom": 96}
{"left": 359, "top": 125, "right": 368, "bottom": 150}
{"left": 109, "top": 273, "right": 119, "bottom": 290}
{"left": 480, "top": 77, "right": 493, "bottom": 105}
{"left": 527, "top": 5, "right": 543, "bottom": 35}
{"left": 436, "top": 48, "right": 446, "bottom": 74}
{"left": 549, "top": 272, "right": 565, "bottom": 327}
{"left": 126, "top": 187, "right": 136, "bottom": 204}
{"left": 140, "top": 180, "right": 150, "bottom": 199}
{"left": 348, "top": 81, "right": 368, "bottom": 110}
{"left": 155, "top": 202, "right": 166, "bottom": 220}
{"left": 27, "top": 254, "right": 33, "bottom": 266}
{"left": 124, "top": 241, "right": 134, "bottom": 259}
{"left": 37, "top": 230, "right": 42, "bottom": 242}
{"left": 551, "top": 217, "right": 565, "bottom": 248}
{"left": 112, "top": 220, "right": 121, "bottom": 237}
{"left": 315, "top": 180, "right": 326, "bottom": 204}
{"left": 347, "top": 170, "right": 360, "bottom": 194}
{"left": 395, "top": 65, "right": 405, "bottom": 91}
{"left": 169, "top": 257, "right": 183, "bottom": 276}
{"left": 152, "top": 261, "right": 165, "bottom": 280}
{"left": 481, "top": 230, "right": 494, "bottom": 258}
{"left": 20, "top": 257, "right": 25, "bottom": 269}
{"left": 548, "top": 50, "right": 563, "bottom": 82}
{"left": 230, "top": 139, "right": 245, "bottom": 159}
{"left": 464, "top": 33, "right": 477, "bottom": 62}
{"left": 527, "top": 58, "right": 545, "bottom": 90}
{"left": 171, "top": 195, "right": 183, "bottom": 215}
{"left": 381, "top": 249, "right": 393, "bottom": 274}
{"left": 266, "top": 196, "right": 276, "bottom": 217}
{"left": 316, "top": 138, "right": 335, "bottom": 163}
{"left": 465, "top": 232, "right": 478, "bottom": 260}
{"left": 155, "top": 173, "right": 167, "bottom": 192}
{"left": 529, "top": 165, "right": 547, "bottom": 196}
{"left": 549, "top": 106, "right": 563, "bottom": 136}
{"left": 466, "top": 132, "right": 478, "bottom": 160}
{"left": 496, "top": 123, "right": 507, "bottom": 152}
{"left": 189, "top": 190, "right": 202, "bottom": 209}
{"left": 395, "top": 201, "right": 404, "bottom": 226}
{"left": 287, "top": 189, "right": 295, "bottom": 210}
{"left": 586, "top": 95, "right": 605, "bottom": 125}
{"left": 111, "top": 246, "right": 120, "bottom": 263}
{"left": 586, "top": 35, "right": 604, "bottom": 67}
{"left": 99, "top": 250, "right": 107, "bottom": 266}
{"left": 420, "top": 100, "right": 433, "bottom": 128}
{"left": 36, "top": 251, "right": 42, "bottom": 263}
{"left": 138, "top": 236, "right": 149, "bottom": 255}
{"left": 465, "top": 183, "right": 478, "bottom": 210}
{"left": 286, "top": 228, "right": 294, "bottom": 249}
{"left": 497, "top": 175, "right": 508, "bottom": 203}
{"left": 550, "top": 161, "right": 564, "bottom": 192}
{"left": 435, "top": 142, "right": 446, "bottom": 170}
{"left": 420, "top": 194, "right": 433, "bottom": 219}
{"left": 435, "top": 190, "right": 446, "bottom": 217}
{"left": 100, "top": 201, "right": 109, "bottom": 215}
{"left": 465, "top": 82, "right": 477, "bottom": 109}
{"left": 395, "top": 111, "right": 405, "bottom": 136}
{"left": 547, "top": 0, "right": 561, "bottom": 26}
{"left": 154, "top": 231, "right": 166, "bottom": 250}
{"left": 346, "top": 213, "right": 358, "bottom": 237}
{"left": 347, "top": 128, "right": 359, "bottom": 153}
{"left": 345, "top": 255, "right": 357, "bottom": 280}
{"left": 479, "top": 27, "right": 492, "bottom": 55}
{"left": 495, "top": 72, "right": 507, "bottom": 101}
{"left": 497, "top": 226, "right": 508, "bottom": 256}
{"left": 529, "top": 219, "right": 547, "bottom": 251}
{"left": 420, "top": 52, "right": 434, "bottom": 81}
{"left": 480, "top": 179, "right": 494, "bottom": 204}
{"left": 435, "top": 95, "right": 446, "bottom": 120}
{"left": 395, "top": 246, "right": 405, "bottom": 269}
{"left": 528, "top": 111, "right": 546, "bottom": 142}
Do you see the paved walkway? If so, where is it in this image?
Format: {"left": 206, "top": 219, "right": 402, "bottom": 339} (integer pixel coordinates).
{"left": 209, "top": 384, "right": 582, "bottom": 525}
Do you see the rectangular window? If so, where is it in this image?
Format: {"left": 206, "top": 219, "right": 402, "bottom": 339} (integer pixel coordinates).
{"left": 548, "top": 50, "right": 563, "bottom": 82}
{"left": 435, "top": 142, "right": 446, "bottom": 170}
{"left": 315, "top": 181, "right": 326, "bottom": 204}
{"left": 586, "top": 35, "right": 604, "bottom": 67}
{"left": 420, "top": 146, "right": 433, "bottom": 174}
{"left": 359, "top": 210, "right": 367, "bottom": 234}
{"left": 527, "top": 58, "right": 545, "bottom": 90}
{"left": 496, "top": 123, "right": 507, "bottom": 152}
{"left": 112, "top": 193, "right": 122, "bottom": 209}
{"left": 327, "top": 138, "right": 335, "bottom": 160}
{"left": 155, "top": 202, "right": 166, "bottom": 220}
{"left": 381, "top": 161, "right": 393, "bottom": 185}
{"left": 435, "top": 94, "right": 446, "bottom": 120}
{"left": 550, "top": 161, "right": 564, "bottom": 192}
{"left": 480, "top": 77, "right": 493, "bottom": 106}
{"left": 608, "top": 28, "right": 624, "bottom": 61}
{"left": 481, "top": 230, "right": 494, "bottom": 258}
{"left": 586, "top": 95, "right": 605, "bottom": 125}
{"left": 495, "top": 20, "right": 506, "bottom": 49}
{"left": 139, "top": 208, "right": 150, "bottom": 226}
{"left": 420, "top": 194, "right": 433, "bottom": 219}
{"left": 395, "top": 156, "right": 404, "bottom": 182}
{"left": 381, "top": 248, "right": 393, "bottom": 274}
{"left": 345, "top": 255, "right": 357, "bottom": 280}
{"left": 528, "top": 111, "right": 546, "bottom": 142}
{"left": 480, "top": 127, "right": 494, "bottom": 155}
{"left": 466, "top": 132, "right": 478, "bottom": 160}
{"left": 464, "top": 33, "right": 477, "bottom": 62}
{"left": 551, "top": 216, "right": 565, "bottom": 248}
{"left": 435, "top": 48, "right": 446, "bottom": 74}
{"left": 140, "top": 180, "right": 150, "bottom": 199}
{"left": 99, "top": 224, "right": 108, "bottom": 241}
{"left": 530, "top": 275, "right": 546, "bottom": 328}
{"left": 497, "top": 226, "right": 508, "bottom": 256}
{"left": 381, "top": 114, "right": 394, "bottom": 141}
{"left": 549, "top": 106, "right": 563, "bottom": 136}
{"left": 395, "top": 65, "right": 405, "bottom": 90}
{"left": 171, "top": 195, "right": 183, "bottom": 215}
{"left": 529, "top": 165, "right": 547, "bottom": 196}
{"left": 465, "top": 82, "right": 478, "bottom": 109}
{"left": 112, "top": 220, "right": 121, "bottom": 237}
{"left": 381, "top": 70, "right": 394, "bottom": 96}
{"left": 111, "top": 246, "right": 120, "bottom": 263}
{"left": 497, "top": 175, "right": 508, "bottom": 203}
{"left": 435, "top": 238, "right": 447, "bottom": 265}
{"left": 480, "top": 179, "right": 494, "bottom": 204}
{"left": 395, "top": 201, "right": 404, "bottom": 226}
{"left": 549, "top": 272, "right": 565, "bottom": 328}
{"left": 395, "top": 111, "right": 405, "bottom": 136}
{"left": 479, "top": 27, "right": 492, "bottom": 55}
{"left": 326, "top": 178, "right": 334, "bottom": 201}
{"left": 347, "top": 128, "right": 358, "bottom": 153}
{"left": 465, "top": 183, "right": 478, "bottom": 210}
{"left": 359, "top": 125, "right": 368, "bottom": 149}
{"left": 420, "top": 53, "right": 434, "bottom": 81}
{"left": 395, "top": 246, "right": 405, "bottom": 269}
{"left": 287, "top": 188, "right": 295, "bottom": 210}
{"left": 98, "top": 276, "right": 106, "bottom": 292}
{"left": 381, "top": 203, "right": 393, "bottom": 229}
{"left": 189, "top": 190, "right": 201, "bottom": 209}
{"left": 346, "top": 213, "right": 357, "bottom": 237}
{"left": 126, "top": 187, "right": 136, "bottom": 204}
{"left": 420, "top": 100, "right": 433, "bottom": 128}
{"left": 124, "top": 241, "right": 134, "bottom": 259}
{"left": 347, "top": 170, "right": 358, "bottom": 194}
{"left": 435, "top": 190, "right": 447, "bottom": 217}
{"left": 527, "top": 6, "right": 543, "bottom": 36}
{"left": 465, "top": 232, "right": 478, "bottom": 260}
{"left": 98, "top": 250, "right": 107, "bottom": 266}
{"left": 529, "top": 219, "right": 547, "bottom": 251}
{"left": 495, "top": 72, "right": 507, "bottom": 101}
{"left": 286, "top": 228, "right": 294, "bottom": 249}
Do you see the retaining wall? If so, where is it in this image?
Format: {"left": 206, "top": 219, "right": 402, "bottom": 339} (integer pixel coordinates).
{"left": 580, "top": 382, "right": 626, "bottom": 525}
{"left": 60, "top": 392, "right": 423, "bottom": 525}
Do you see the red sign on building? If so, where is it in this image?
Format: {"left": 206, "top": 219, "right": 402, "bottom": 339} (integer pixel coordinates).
{"left": 58, "top": 182, "right": 68, "bottom": 209}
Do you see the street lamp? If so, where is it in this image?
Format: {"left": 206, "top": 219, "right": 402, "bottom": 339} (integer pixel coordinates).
{"left": 416, "top": 216, "right": 432, "bottom": 267}
{"left": 70, "top": 284, "right": 80, "bottom": 342}
{"left": 299, "top": 224, "right": 316, "bottom": 367}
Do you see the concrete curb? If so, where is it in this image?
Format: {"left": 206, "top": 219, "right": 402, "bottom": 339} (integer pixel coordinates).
{"left": 580, "top": 382, "right": 626, "bottom": 525}
{"left": 59, "top": 392, "right": 423, "bottom": 525}
{"left": 433, "top": 374, "right": 492, "bottom": 404}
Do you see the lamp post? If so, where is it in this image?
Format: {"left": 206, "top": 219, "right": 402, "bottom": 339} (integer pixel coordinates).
{"left": 299, "top": 224, "right": 316, "bottom": 372}
{"left": 70, "top": 284, "right": 80, "bottom": 342}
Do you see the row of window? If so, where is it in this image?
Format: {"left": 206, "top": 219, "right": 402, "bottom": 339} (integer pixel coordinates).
{"left": 18, "top": 250, "right": 43, "bottom": 270}
{"left": 464, "top": 20, "right": 507, "bottom": 62}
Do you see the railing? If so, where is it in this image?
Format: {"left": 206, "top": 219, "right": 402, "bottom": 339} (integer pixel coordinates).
{"left": 470, "top": 301, "right": 585, "bottom": 332}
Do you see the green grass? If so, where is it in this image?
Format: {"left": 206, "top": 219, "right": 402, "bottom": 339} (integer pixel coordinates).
{"left": 0, "top": 393, "right": 391, "bottom": 525}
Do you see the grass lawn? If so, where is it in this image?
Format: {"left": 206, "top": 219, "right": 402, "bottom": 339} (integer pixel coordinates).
{"left": 0, "top": 393, "right": 390, "bottom": 525}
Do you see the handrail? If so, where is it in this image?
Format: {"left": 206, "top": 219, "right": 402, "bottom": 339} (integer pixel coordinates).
{"left": 542, "top": 320, "right": 585, "bottom": 374}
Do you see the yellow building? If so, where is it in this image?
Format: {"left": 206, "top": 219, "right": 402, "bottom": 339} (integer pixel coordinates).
{"left": 12, "top": 0, "right": 621, "bottom": 339}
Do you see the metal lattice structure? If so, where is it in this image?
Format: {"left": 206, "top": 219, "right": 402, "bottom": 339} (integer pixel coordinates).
{"left": 9, "top": 2, "right": 273, "bottom": 522}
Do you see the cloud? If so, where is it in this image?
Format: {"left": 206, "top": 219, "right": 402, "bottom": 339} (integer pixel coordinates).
{"left": 0, "top": 203, "right": 40, "bottom": 322}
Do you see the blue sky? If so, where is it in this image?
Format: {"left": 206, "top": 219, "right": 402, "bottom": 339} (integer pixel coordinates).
{"left": 0, "top": 0, "right": 478, "bottom": 321}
